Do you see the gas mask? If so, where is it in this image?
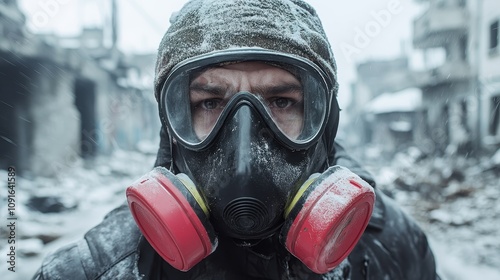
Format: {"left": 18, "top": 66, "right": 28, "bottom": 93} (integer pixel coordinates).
{"left": 126, "top": 49, "right": 375, "bottom": 274}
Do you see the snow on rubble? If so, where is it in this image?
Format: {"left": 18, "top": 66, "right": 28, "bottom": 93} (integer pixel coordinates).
{"left": 364, "top": 147, "right": 500, "bottom": 280}
{"left": 0, "top": 150, "right": 156, "bottom": 280}
{"left": 1, "top": 147, "right": 500, "bottom": 279}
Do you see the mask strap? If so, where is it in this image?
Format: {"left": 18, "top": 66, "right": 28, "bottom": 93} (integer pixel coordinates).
{"left": 154, "top": 126, "right": 173, "bottom": 169}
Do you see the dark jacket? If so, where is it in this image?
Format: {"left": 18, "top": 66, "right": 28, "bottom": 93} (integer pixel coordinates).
{"left": 33, "top": 145, "right": 439, "bottom": 280}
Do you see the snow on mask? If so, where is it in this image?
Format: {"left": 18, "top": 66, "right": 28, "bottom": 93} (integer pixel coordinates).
{"left": 127, "top": 58, "right": 374, "bottom": 272}
{"left": 126, "top": 164, "right": 375, "bottom": 274}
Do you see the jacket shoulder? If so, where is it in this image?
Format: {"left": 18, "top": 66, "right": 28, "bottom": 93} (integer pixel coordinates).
{"left": 350, "top": 190, "right": 438, "bottom": 280}
{"left": 33, "top": 204, "right": 143, "bottom": 280}
{"left": 33, "top": 241, "right": 88, "bottom": 280}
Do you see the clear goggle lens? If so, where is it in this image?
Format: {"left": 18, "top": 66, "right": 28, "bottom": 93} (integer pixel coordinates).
{"left": 160, "top": 50, "right": 332, "bottom": 150}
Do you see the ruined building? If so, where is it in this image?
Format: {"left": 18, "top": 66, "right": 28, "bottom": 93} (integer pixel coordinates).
{"left": 413, "top": 0, "right": 500, "bottom": 155}
{"left": 0, "top": 0, "right": 158, "bottom": 176}
{"left": 347, "top": 0, "right": 500, "bottom": 157}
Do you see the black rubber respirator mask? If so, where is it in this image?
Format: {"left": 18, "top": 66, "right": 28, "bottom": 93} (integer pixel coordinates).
{"left": 126, "top": 50, "right": 375, "bottom": 274}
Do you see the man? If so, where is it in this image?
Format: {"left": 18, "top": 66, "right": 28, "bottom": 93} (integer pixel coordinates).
{"left": 34, "top": 0, "right": 439, "bottom": 279}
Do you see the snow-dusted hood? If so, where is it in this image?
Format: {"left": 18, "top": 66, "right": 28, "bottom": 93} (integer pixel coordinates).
{"left": 154, "top": 0, "right": 339, "bottom": 100}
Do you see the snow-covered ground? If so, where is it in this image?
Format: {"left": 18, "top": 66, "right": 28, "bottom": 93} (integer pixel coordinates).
{"left": 364, "top": 147, "right": 500, "bottom": 280}
{"left": 0, "top": 150, "right": 157, "bottom": 280}
{"left": 1, "top": 147, "right": 499, "bottom": 280}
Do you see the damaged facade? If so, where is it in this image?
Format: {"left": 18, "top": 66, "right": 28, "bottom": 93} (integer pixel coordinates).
{"left": 0, "top": 0, "right": 159, "bottom": 177}
{"left": 348, "top": 0, "right": 500, "bottom": 157}
{"left": 412, "top": 0, "right": 473, "bottom": 155}
{"left": 347, "top": 57, "right": 422, "bottom": 157}
{"left": 479, "top": 0, "right": 500, "bottom": 149}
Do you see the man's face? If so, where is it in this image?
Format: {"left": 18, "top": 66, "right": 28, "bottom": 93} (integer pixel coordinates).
{"left": 189, "top": 62, "right": 304, "bottom": 140}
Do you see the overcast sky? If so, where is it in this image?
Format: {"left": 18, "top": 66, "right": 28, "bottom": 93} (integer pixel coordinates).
{"left": 18, "top": 0, "right": 423, "bottom": 107}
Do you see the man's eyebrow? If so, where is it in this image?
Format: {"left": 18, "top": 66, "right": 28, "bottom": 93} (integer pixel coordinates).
{"left": 189, "top": 82, "right": 226, "bottom": 96}
{"left": 255, "top": 84, "right": 303, "bottom": 96}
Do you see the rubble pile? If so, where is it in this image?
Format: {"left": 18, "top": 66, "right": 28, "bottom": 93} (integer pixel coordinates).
{"left": 0, "top": 150, "right": 155, "bottom": 280}
{"left": 367, "top": 147, "right": 500, "bottom": 275}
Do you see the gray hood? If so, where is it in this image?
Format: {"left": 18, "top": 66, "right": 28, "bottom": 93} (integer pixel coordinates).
{"left": 154, "top": 0, "right": 338, "bottom": 100}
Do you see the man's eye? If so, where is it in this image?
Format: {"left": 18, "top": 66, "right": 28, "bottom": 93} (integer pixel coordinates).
{"left": 202, "top": 99, "right": 222, "bottom": 110}
{"left": 270, "top": 98, "right": 293, "bottom": 109}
